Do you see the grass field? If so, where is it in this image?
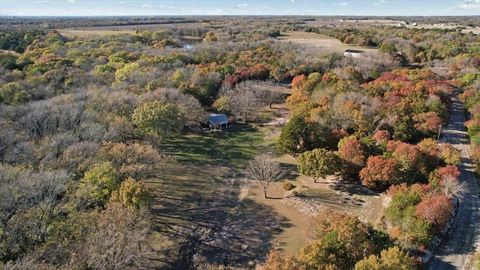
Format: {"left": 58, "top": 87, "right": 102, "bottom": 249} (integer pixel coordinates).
{"left": 159, "top": 127, "right": 266, "bottom": 167}
{"left": 146, "top": 126, "right": 288, "bottom": 267}
{"left": 277, "top": 31, "right": 379, "bottom": 56}
{"left": 58, "top": 28, "right": 137, "bottom": 38}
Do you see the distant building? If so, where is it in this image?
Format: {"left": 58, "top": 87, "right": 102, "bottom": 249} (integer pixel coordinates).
{"left": 207, "top": 113, "right": 229, "bottom": 130}
{"left": 344, "top": 49, "right": 366, "bottom": 58}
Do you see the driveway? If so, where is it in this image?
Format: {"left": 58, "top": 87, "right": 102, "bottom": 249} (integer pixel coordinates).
{"left": 429, "top": 90, "right": 480, "bottom": 270}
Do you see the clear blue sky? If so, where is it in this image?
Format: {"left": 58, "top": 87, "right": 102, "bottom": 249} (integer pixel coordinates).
{"left": 1, "top": 0, "right": 480, "bottom": 16}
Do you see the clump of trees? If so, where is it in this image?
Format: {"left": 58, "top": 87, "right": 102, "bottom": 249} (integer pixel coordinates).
{"left": 262, "top": 210, "right": 417, "bottom": 270}
{"left": 384, "top": 162, "right": 462, "bottom": 248}
{"left": 132, "top": 100, "right": 185, "bottom": 136}
{"left": 280, "top": 67, "right": 458, "bottom": 191}
{"left": 460, "top": 77, "right": 480, "bottom": 175}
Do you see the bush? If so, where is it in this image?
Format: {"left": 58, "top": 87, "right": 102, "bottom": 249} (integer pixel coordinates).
{"left": 283, "top": 182, "right": 296, "bottom": 191}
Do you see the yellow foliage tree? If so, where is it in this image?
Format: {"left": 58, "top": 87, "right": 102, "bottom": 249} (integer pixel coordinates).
{"left": 110, "top": 177, "right": 150, "bottom": 209}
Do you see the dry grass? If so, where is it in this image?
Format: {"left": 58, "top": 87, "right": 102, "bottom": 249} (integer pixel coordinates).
{"left": 277, "top": 31, "right": 379, "bottom": 56}
{"left": 406, "top": 24, "right": 480, "bottom": 35}
{"left": 58, "top": 28, "right": 137, "bottom": 38}
{"left": 306, "top": 19, "right": 405, "bottom": 27}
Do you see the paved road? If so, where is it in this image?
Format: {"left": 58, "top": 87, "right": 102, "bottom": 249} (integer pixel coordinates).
{"left": 430, "top": 91, "right": 480, "bottom": 270}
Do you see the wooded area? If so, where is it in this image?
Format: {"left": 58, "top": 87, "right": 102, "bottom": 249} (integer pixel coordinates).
{"left": 0, "top": 15, "right": 479, "bottom": 269}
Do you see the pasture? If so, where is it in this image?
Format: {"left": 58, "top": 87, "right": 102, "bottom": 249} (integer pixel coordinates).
{"left": 277, "top": 31, "right": 379, "bottom": 55}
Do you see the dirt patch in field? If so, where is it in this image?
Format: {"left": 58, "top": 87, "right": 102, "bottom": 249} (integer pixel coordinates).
{"left": 242, "top": 154, "right": 383, "bottom": 255}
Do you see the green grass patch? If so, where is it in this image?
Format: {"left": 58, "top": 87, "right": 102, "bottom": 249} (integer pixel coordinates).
{"left": 159, "top": 128, "right": 266, "bottom": 168}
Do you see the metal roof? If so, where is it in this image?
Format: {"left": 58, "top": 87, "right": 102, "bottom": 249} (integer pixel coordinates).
{"left": 208, "top": 113, "right": 229, "bottom": 125}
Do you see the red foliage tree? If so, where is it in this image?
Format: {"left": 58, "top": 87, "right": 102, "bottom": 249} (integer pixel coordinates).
{"left": 414, "top": 112, "right": 442, "bottom": 135}
{"left": 360, "top": 156, "right": 398, "bottom": 190}
{"left": 437, "top": 165, "right": 460, "bottom": 182}
{"left": 372, "top": 130, "right": 391, "bottom": 145}
{"left": 416, "top": 194, "right": 453, "bottom": 230}
{"left": 338, "top": 136, "right": 366, "bottom": 174}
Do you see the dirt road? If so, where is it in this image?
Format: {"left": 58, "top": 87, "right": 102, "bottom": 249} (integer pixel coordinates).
{"left": 429, "top": 91, "right": 480, "bottom": 270}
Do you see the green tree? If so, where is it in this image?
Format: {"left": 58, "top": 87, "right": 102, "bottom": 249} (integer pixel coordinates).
{"left": 298, "top": 148, "right": 341, "bottom": 183}
{"left": 0, "top": 82, "right": 29, "bottom": 105}
{"left": 132, "top": 101, "right": 185, "bottom": 136}
{"left": 278, "top": 114, "right": 321, "bottom": 154}
{"left": 78, "top": 162, "right": 118, "bottom": 205}
{"left": 354, "top": 247, "right": 417, "bottom": 270}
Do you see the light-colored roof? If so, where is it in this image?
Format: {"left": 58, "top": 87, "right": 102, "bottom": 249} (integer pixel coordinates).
{"left": 208, "top": 113, "right": 229, "bottom": 125}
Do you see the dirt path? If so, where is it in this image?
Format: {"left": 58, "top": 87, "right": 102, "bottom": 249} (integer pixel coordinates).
{"left": 429, "top": 90, "right": 480, "bottom": 270}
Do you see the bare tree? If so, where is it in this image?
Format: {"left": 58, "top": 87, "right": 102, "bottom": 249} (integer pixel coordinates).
{"left": 230, "top": 82, "right": 261, "bottom": 123}
{"left": 247, "top": 154, "right": 284, "bottom": 198}
{"left": 84, "top": 203, "right": 152, "bottom": 270}
{"left": 442, "top": 175, "right": 466, "bottom": 199}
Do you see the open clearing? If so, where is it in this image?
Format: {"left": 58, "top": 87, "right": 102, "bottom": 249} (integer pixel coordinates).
{"left": 57, "top": 21, "right": 202, "bottom": 38}
{"left": 244, "top": 153, "right": 384, "bottom": 253}
{"left": 145, "top": 102, "right": 385, "bottom": 266}
{"left": 277, "top": 31, "right": 379, "bottom": 55}
{"left": 58, "top": 28, "right": 137, "bottom": 38}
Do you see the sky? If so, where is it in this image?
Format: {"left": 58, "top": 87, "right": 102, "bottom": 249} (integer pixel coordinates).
{"left": 1, "top": 0, "right": 480, "bottom": 16}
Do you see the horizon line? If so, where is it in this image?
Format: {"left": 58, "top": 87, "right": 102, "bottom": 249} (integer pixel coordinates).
{"left": 2, "top": 15, "right": 480, "bottom": 18}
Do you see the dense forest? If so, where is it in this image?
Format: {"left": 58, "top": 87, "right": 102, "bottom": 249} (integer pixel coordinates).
{"left": 0, "top": 16, "right": 479, "bottom": 269}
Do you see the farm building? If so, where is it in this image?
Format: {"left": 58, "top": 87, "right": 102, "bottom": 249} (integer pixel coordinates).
{"left": 343, "top": 49, "right": 366, "bottom": 58}
{"left": 208, "top": 113, "right": 229, "bottom": 130}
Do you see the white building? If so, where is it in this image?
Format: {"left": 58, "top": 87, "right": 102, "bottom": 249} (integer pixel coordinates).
{"left": 343, "top": 49, "right": 367, "bottom": 58}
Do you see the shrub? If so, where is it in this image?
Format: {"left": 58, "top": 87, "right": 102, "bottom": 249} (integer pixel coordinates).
{"left": 283, "top": 182, "right": 296, "bottom": 191}
{"left": 78, "top": 162, "right": 118, "bottom": 204}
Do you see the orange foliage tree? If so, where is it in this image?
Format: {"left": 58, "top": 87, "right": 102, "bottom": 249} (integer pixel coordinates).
{"left": 360, "top": 156, "right": 398, "bottom": 190}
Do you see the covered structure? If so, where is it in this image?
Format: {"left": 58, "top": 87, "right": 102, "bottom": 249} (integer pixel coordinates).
{"left": 344, "top": 49, "right": 366, "bottom": 58}
{"left": 207, "top": 113, "right": 229, "bottom": 130}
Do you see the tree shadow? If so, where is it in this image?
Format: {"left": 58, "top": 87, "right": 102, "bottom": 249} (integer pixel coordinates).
{"left": 330, "top": 177, "right": 378, "bottom": 196}
{"left": 279, "top": 162, "right": 299, "bottom": 180}
{"left": 149, "top": 173, "right": 291, "bottom": 269}
{"left": 330, "top": 182, "right": 378, "bottom": 197}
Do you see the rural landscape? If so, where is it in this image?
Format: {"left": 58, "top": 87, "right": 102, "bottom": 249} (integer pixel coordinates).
{"left": 0, "top": 1, "right": 480, "bottom": 269}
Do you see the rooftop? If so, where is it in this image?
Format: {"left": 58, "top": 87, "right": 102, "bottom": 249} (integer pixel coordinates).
{"left": 208, "top": 113, "right": 229, "bottom": 125}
